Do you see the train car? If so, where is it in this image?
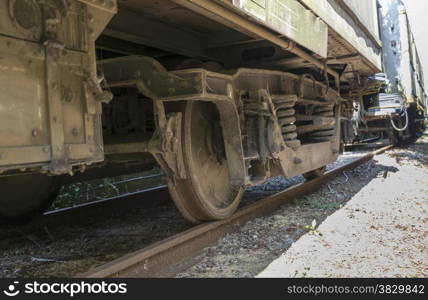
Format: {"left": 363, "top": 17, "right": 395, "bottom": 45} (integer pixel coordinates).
{"left": 0, "top": 0, "right": 383, "bottom": 221}
{"left": 352, "top": 0, "right": 427, "bottom": 145}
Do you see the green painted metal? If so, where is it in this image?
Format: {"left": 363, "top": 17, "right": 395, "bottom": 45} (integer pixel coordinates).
{"left": 233, "top": 0, "right": 328, "bottom": 58}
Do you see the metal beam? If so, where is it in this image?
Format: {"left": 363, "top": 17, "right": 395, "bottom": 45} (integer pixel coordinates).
{"left": 171, "top": 0, "right": 340, "bottom": 86}
{"left": 104, "top": 8, "right": 207, "bottom": 58}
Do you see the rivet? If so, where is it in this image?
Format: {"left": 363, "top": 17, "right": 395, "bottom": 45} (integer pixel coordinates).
{"left": 294, "top": 157, "right": 302, "bottom": 164}
{"left": 31, "top": 129, "right": 39, "bottom": 137}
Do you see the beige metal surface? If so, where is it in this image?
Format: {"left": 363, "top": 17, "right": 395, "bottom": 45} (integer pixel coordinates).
{"left": 0, "top": 0, "right": 116, "bottom": 174}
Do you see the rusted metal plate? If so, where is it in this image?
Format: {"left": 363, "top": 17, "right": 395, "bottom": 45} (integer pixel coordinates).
{"left": 232, "top": 0, "right": 328, "bottom": 58}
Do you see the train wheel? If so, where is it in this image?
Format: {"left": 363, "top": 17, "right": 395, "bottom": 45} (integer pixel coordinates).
{"left": 168, "top": 101, "right": 245, "bottom": 222}
{"left": 0, "top": 174, "right": 62, "bottom": 220}
{"left": 303, "top": 166, "right": 326, "bottom": 181}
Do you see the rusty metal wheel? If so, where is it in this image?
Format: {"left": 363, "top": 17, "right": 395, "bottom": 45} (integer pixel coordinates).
{"left": 302, "top": 166, "right": 326, "bottom": 181}
{"left": 168, "top": 101, "right": 245, "bottom": 222}
{"left": 0, "top": 174, "right": 62, "bottom": 220}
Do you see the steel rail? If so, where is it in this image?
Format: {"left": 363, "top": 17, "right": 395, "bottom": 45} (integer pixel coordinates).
{"left": 81, "top": 145, "right": 393, "bottom": 278}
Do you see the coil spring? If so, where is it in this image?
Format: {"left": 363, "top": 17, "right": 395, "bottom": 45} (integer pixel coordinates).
{"left": 273, "top": 97, "right": 301, "bottom": 149}
{"left": 307, "top": 105, "right": 336, "bottom": 142}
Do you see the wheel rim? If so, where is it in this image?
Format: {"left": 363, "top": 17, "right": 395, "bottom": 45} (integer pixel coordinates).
{"left": 169, "top": 101, "right": 244, "bottom": 222}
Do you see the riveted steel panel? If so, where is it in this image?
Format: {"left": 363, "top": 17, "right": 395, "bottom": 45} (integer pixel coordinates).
{"left": 0, "top": 36, "right": 48, "bottom": 148}
{"left": 0, "top": 0, "right": 116, "bottom": 173}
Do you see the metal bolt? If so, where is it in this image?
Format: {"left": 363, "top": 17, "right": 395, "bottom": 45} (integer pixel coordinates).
{"left": 294, "top": 157, "right": 303, "bottom": 164}
{"left": 32, "top": 129, "right": 39, "bottom": 137}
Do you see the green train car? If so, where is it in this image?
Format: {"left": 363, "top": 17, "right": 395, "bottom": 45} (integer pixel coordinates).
{"left": 0, "top": 0, "right": 403, "bottom": 221}
{"left": 350, "top": 0, "right": 427, "bottom": 145}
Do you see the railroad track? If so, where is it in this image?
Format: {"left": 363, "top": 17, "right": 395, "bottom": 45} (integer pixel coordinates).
{"left": 81, "top": 145, "right": 393, "bottom": 278}
{"left": 0, "top": 185, "right": 169, "bottom": 240}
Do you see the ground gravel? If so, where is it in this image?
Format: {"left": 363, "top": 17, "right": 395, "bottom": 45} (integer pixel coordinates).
{"left": 259, "top": 134, "right": 428, "bottom": 278}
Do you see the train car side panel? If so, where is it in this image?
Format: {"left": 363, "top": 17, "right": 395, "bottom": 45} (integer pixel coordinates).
{"left": 231, "top": 0, "right": 329, "bottom": 57}
{"left": 300, "top": 0, "right": 382, "bottom": 72}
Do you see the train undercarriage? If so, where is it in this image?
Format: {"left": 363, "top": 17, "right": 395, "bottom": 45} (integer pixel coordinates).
{"left": 0, "top": 0, "right": 423, "bottom": 221}
{"left": 0, "top": 53, "right": 342, "bottom": 221}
